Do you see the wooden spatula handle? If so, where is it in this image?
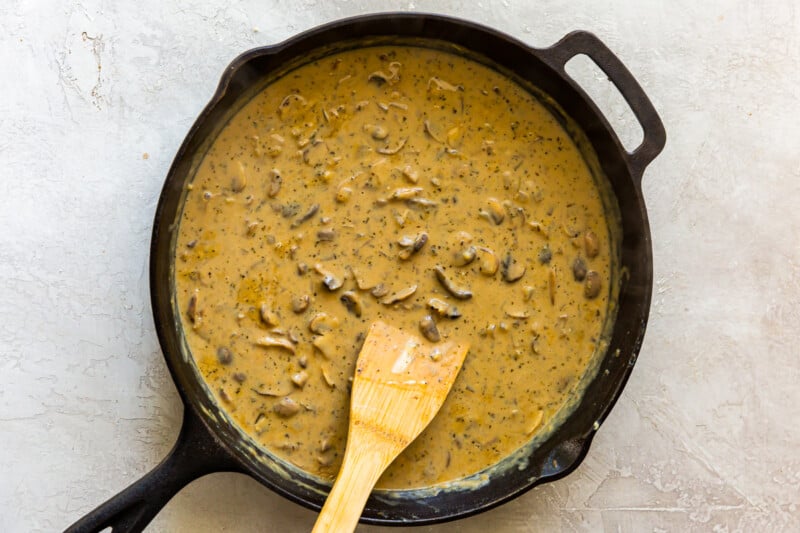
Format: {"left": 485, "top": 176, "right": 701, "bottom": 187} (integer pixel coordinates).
{"left": 312, "top": 427, "right": 399, "bottom": 533}
{"left": 312, "top": 322, "right": 470, "bottom": 531}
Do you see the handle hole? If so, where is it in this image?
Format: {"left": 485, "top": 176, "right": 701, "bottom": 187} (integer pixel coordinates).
{"left": 564, "top": 55, "right": 643, "bottom": 153}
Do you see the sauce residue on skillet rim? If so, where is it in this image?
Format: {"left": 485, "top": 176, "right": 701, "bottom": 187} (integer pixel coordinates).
{"left": 174, "top": 45, "right": 619, "bottom": 489}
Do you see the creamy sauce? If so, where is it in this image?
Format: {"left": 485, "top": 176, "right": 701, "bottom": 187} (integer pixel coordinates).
{"left": 174, "top": 46, "right": 616, "bottom": 489}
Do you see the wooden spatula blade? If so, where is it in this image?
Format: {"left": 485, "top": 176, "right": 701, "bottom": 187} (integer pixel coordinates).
{"left": 351, "top": 320, "right": 469, "bottom": 447}
{"left": 312, "top": 320, "right": 469, "bottom": 533}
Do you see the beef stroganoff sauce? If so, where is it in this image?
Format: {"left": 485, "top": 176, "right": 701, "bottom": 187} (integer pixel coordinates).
{"left": 175, "top": 46, "right": 618, "bottom": 488}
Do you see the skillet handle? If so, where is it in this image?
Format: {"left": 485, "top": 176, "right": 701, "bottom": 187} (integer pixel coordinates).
{"left": 538, "top": 31, "right": 666, "bottom": 181}
{"left": 64, "top": 408, "right": 241, "bottom": 533}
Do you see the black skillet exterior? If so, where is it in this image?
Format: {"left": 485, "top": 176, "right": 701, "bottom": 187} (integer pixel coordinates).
{"left": 66, "top": 13, "right": 665, "bottom": 533}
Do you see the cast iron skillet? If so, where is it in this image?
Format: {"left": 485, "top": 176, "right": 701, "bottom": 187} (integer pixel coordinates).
{"left": 67, "top": 13, "right": 665, "bottom": 533}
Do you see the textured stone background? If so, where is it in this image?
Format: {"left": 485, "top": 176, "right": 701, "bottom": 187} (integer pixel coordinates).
{"left": 1, "top": 1, "right": 798, "bottom": 531}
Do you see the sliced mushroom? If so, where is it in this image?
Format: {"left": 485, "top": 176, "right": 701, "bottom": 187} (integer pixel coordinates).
{"left": 340, "top": 291, "right": 363, "bottom": 317}
{"left": 291, "top": 294, "right": 310, "bottom": 313}
{"left": 434, "top": 266, "right": 472, "bottom": 299}
{"left": 313, "top": 334, "right": 337, "bottom": 359}
{"left": 370, "top": 284, "right": 389, "bottom": 298}
{"left": 423, "top": 120, "right": 446, "bottom": 143}
{"left": 273, "top": 397, "right": 301, "bottom": 418}
{"left": 336, "top": 185, "right": 353, "bottom": 203}
{"left": 367, "top": 61, "right": 401, "bottom": 85}
{"left": 291, "top": 371, "right": 309, "bottom": 388}
{"left": 381, "top": 285, "right": 418, "bottom": 305}
{"left": 349, "top": 267, "right": 370, "bottom": 291}
{"left": 528, "top": 220, "right": 550, "bottom": 238}
{"left": 398, "top": 235, "right": 415, "bottom": 247}
{"left": 268, "top": 325, "right": 287, "bottom": 337}
{"left": 320, "top": 364, "right": 336, "bottom": 388}
{"left": 278, "top": 93, "right": 307, "bottom": 116}
{"left": 334, "top": 173, "right": 359, "bottom": 204}
{"left": 526, "top": 410, "right": 544, "bottom": 435}
{"left": 427, "top": 297, "right": 462, "bottom": 319}
{"left": 314, "top": 264, "right": 344, "bottom": 291}
{"left": 428, "top": 76, "right": 460, "bottom": 92}
{"left": 216, "top": 346, "right": 233, "bottom": 365}
{"left": 572, "top": 257, "right": 587, "bottom": 281}
{"left": 260, "top": 303, "right": 279, "bottom": 326}
{"left": 562, "top": 225, "right": 580, "bottom": 239}
{"left": 281, "top": 202, "right": 300, "bottom": 218}
{"left": 538, "top": 246, "right": 552, "bottom": 265}
{"left": 291, "top": 203, "right": 320, "bottom": 228}
{"left": 187, "top": 290, "right": 199, "bottom": 325}
{"left": 406, "top": 197, "right": 438, "bottom": 210}
{"left": 254, "top": 335, "right": 296, "bottom": 353}
{"left": 308, "top": 312, "right": 340, "bottom": 334}
{"left": 478, "top": 247, "right": 499, "bottom": 276}
{"left": 483, "top": 197, "right": 505, "bottom": 225}
{"left": 377, "top": 137, "right": 407, "bottom": 155}
{"left": 246, "top": 221, "right": 260, "bottom": 236}
{"left": 321, "top": 274, "right": 343, "bottom": 291}
{"left": 398, "top": 232, "right": 428, "bottom": 260}
{"left": 501, "top": 253, "right": 526, "bottom": 283}
{"left": 267, "top": 169, "right": 282, "bottom": 197}
{"left": 249, "top": 135, "right": 263, "bottom": 157}
{"left": 419, "top": 315, "right": 441, "bottom": 342}
{"left": 446, "top": 126, "right": 462, "bottom": 148}
{"left": 377, "top": 101, "right": 408, "bottom": 111}
{"left": 364, "top": 124, "right": 389, "bottom": 140}
{"left": 522, "top": 286, "right": 535, "bottom": 302}
{"left": 428, "top": 347, "right": 444, "bottom": 362}
{"left": 322, "top": 106, "right": 337, "bottom": 122}
{"left": 413, "top": 232, "right": 429, "bottom": 252}
{"left": 277, "top": 440, "right": 302, "bottom": 452}
{"left": 584, "top": 270, "right": 602, "bottom": 299}
{"left": 317, "top": 229, "right": 336, "bottom": 242}
{"left": 449, "top": 230, "right": 472, "bottom": 244}
{"left": 218, "top": 387, "right": 232, "bottom": 403}
{"left": 266, "top": 144, "right": 283, "bottom": 157}
{"left": 253, "top": 386, "right": 291, "bottom": 397}
{"left": 452, "top": 245, "right": 477, "bottom": 267}
{"left": 319, "top": 437, "right": 332, "bottom": 453}
{"left": 504, "top": 308, "right": 530, "bottom": 319}
{"left": 251, "top": 413, "right": 267, "bottom": 434}
{"left": 401, "top": 165, "right": 419, "bottom": 183}
{"left": 584, "top": 231, "right": 600, "bottom": 258}
{"left": 231, "top": 161, "right": 247, "bottom": 192}
{"left": 530, "top": 335, "right": 541, "bottom": 355}
{"left": 389, "top": 187, "right": 423, "bottom": 200}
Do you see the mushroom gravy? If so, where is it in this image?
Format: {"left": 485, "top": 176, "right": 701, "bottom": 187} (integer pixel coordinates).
{"left": 175, "top": 45, "right": 618, "bottom": 489}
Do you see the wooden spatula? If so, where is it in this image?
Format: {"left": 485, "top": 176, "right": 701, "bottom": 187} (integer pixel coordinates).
{"left": 312, "top": 320, "right": 470, "bottom": 533}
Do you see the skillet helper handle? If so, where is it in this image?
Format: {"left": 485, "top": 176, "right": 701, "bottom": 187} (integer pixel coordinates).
{"left": 65, "top": 409, "right": 239, "bottom": 533}
{"left": 539, "top": 31, "right": 666, "bottom": 180}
